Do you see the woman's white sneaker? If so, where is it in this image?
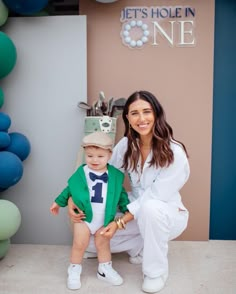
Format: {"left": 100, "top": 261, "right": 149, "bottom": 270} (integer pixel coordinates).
{"left": 67, "top": 264, "right": 82, "bottom": 290}
{"left": 142, "top": 274, "right": 168, "bottom": 293}
{"left": 129, "top": 250, "right": 143, "bottom": 264}
{"left": 97, "top": 261, "right": 123, "bottom": 286}
{"left": 129, "top": 254, "right": 143, "bottom": 264}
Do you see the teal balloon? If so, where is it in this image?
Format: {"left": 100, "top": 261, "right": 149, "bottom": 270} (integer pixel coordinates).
{"left": 0, "top": 32, "right": 17, "bottom": 79}
{"left": 0, "top": 0, "right": 8, "bottom": 27}
{"left": 0, "top": 239, "right": 10, "bottom": 259}
{"left": 0, "top": 200, "right": 21, "bottom": 240}
{"left": 0, "top": 88, "right": 4, "bottom": 108}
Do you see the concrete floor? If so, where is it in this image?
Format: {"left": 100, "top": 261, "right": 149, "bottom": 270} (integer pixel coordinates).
{"left": 0, "top": 241, "right": 235, "bottom": 294}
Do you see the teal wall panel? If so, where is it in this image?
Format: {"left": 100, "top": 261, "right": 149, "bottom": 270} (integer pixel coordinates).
{"left": 210, "top": 0, "right": 236, "bottom": 239}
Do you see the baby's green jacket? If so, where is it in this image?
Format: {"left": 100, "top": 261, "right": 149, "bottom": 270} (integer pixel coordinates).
{"left": 55, "top": 164, "right": 129, "bottom": 226}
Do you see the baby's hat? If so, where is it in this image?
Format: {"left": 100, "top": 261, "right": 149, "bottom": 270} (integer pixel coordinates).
{"left": 82, "top": 131, "right": 113, "bottom": 151}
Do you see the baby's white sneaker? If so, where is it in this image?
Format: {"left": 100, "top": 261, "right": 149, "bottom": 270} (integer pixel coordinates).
{"left": 97, "top": 261, "right": 123, "bottom": 286}
{"left": 67, "top": 264, "right": 82, "bottom": 290}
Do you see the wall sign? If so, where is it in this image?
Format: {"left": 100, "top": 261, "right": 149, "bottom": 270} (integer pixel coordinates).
{"left": 120, "top": 6, "right": 196, "bottom": 49}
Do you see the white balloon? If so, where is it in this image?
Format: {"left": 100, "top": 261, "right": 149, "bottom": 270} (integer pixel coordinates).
{"left": 125, "top": 24, "right": 131, "bottom": 31}
{"left": 142, "top": 24, "right": 148, "bottom": 30}
{"left": 142, "top": 36, "right": 148, "bottom": 43}
{"left": 137, "top": 40, "right": 143, "bottom": 47}
{"left": 123, "top": 30, "right": 129, "bottom": 37}
{"left": 130, "top": 40, "right": 137, "bottom": 47}
{"left": 125, "top": 37, "right": 131, "bottom": 44}
{"left": 130, "top": 20, "right": 136, "bottom": 27}
{"left": 137, "top": 20, "right": 143, "bottom": 27}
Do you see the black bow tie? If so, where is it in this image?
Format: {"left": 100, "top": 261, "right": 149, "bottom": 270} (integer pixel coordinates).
{"left": 89, "top": 172, "right": 108, "bottom": 183}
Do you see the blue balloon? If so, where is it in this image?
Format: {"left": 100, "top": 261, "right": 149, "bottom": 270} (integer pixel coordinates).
{"left": 3, "top": 0, "right": 48, "bottom": 15}
{"left": 0, "top": 187, "right": 7, "bottom": 192}
{"left": 0, "top": 151, "right": 23, "bottom": 189}
{"left": 0, "top": 112, "right": 11, "bottom": 131}
{"left": 5, "top": 132, "right": 31, "bottom": 161}
{"left": 0, "top": 131, "right": 10, "bottom": 149}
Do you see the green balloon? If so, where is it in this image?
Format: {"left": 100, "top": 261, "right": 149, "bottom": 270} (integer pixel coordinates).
{"left": 0, "top": 200, "right": 21, "bottom": 240}
{"left": 0, "top": 87, "right": 4, "bottom": 108}
{"left": 0, "top": 239, "right": 10, "bottom": 259}
{"left": 0, "top": 32, "right": 17, "bottom": 79}
{"left": 0, "top": 0, "right": 8, "bottom": 27}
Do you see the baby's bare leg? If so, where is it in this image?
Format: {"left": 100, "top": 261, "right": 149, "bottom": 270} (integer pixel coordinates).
{"left": 94, "top": 227, "right": 123, "bottom": 286}
{"left": 94, "top": 227, "right": 111, "bottom": 263}
{"left": 71, "top": 222, "right": 90, "bottom": 264}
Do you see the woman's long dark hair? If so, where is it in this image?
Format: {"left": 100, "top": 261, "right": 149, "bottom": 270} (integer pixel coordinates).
{"left": 122, "top": 90, "right": 188, "bottom": 172}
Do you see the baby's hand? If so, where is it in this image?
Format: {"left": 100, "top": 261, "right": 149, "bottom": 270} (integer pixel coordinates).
{"left": 50, "top": 202, "right": 60, "bottom": 215}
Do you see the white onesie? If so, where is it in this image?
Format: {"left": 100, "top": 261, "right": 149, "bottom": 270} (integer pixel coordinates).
{"left": 83, "top": 165, "right": 108, "bottom": 234}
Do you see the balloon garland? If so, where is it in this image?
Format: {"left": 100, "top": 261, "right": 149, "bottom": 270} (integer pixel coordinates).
{"left": 0, "top": 0, "right": 48, "bottom": 259}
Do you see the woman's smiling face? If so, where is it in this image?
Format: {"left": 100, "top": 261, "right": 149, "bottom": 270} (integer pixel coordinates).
{"left": 126, "top": 99, "right": 155, "bottom": 138}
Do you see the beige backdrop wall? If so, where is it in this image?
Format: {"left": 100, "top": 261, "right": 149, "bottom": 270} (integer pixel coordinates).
{"left": 80, "top": 0, "right": 215, "bottom": 240}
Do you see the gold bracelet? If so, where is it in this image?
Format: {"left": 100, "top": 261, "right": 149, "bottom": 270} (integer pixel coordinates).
{"left": 116, "top": 218, "right": 123, "bottom": 230}
{"left": 115, "top": 217, "right": 126, "bottom": 230}
{"left": 120, "top": 218, "right": 126, "bottom": 229}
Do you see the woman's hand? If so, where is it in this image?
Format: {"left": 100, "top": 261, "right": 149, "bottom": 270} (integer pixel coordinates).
{"left": 99, "top": 221, "right": 118, "bottom": 239}
{"left": 99, "top": 212, "right": 134, "bottom": 238}
{"left": 68, "top": 197, "right": 85, "bottom": 223}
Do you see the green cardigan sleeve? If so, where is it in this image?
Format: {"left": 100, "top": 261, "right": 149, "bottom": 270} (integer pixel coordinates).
{"left": 107, "top": 164, "right": 130, "bottom": 214}
{"left": 55, "top": 186, "right": 71, "bottom": 207}
{"left": 118, "top": 186, "right": 130, "bottom": 213}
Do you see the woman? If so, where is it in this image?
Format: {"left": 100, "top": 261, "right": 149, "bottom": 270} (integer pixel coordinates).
{"left": 68, "top": 90, "right": 190, "bottom": 293}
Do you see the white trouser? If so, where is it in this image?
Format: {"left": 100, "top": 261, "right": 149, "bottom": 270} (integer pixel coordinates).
{"left": 138, "top": 199, "right": 189, "bottom": 278}
{"left": 86, "top": 199, "right": 189, "bottom": 278}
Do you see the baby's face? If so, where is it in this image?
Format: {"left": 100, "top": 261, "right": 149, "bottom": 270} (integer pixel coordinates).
{"left": 84, "top": 146, "right": 111, "bottom": 172}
